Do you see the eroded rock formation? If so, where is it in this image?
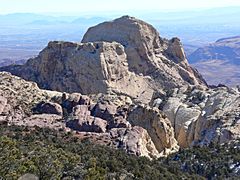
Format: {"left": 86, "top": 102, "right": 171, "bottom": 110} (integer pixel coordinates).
{"left": 0, "top": 16, "right": 239, "bottom": 159}
{"left": 0, "top": 16, "right": 206, "bottom": 105}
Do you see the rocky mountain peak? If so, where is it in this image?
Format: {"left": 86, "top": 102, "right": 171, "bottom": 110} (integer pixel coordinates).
{"left": 0, "top": 16, "right": 207, "bottom": 104}
{"left": 0, "top": 16, "right": 239, "bottom": 161}
{"left": 82, "top": 15, "right": 161, "bottom": 73}
{"left": 82, "top": 15, "right": 161, "bottom": 48}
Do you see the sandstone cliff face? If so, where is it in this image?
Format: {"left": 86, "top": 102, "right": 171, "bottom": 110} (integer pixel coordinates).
{"left": 0, "top": 16, "right": 206, "bottom": 105}
{"left": 82, "top": 16, "right": 162, "bottom": 75}
{"left": 82, "top": 16, "right": 206, "bottom": 87}
{"left": 127, "top": 105, "right": 179, "bottom": 156}
{"left": 0, "top": 16, "right": 239, "bottom": 158}
{"left": 10, "top": 41, "right": 129, "bottom": 94}
{"left": 153, "top": 86, "right": 240, "bottom": 148}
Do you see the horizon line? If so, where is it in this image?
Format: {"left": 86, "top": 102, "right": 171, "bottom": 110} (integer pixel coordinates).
{"left": 0, "top": 6, "right": 239, "bottom": 16}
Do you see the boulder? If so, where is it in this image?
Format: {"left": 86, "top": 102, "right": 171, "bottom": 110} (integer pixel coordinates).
{"left": 19, "top": 114, "right": 64, "bottom": 130}
{"left": 160, "top": 86, "right": 240, "bottom": 147}
{"left": 108, "top": 116, "right": 131, "bottom": 129}
{"left": 91, "top": 101, "right": 117, "bottom": 121}
{"left": 66, "top": 116, "right": 107, "bottom": 133}
{"left": 175, "top": 105, "right": 201, "bottom": 147}
{"left": 109, "top": 126, "right": 160, "bottom": 159}
{"left": 35, "top": 102, "right": 63, "bottom": 116}
{"left": 79, "top": 95, "right": 91, "bottom": 105}
{"left": 62, "top": 93, "right": 82, "bottom": 112}
{"left": 67, "top": 105, "right": 107, "bottom": 133}
{"left": 127, "top": 105, "right": 179, "bottom": 156}
{"left": 73, "top": 105, "right": 91, "bottom": 118}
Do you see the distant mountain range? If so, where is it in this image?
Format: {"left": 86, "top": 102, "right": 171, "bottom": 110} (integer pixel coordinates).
{"left": 189, "top": 36, "right": 240, "bottom": 64}
{"left": 189, "top": 36, "right": 240, "bottom": 86}
{"left": 0, "top": 13, "right": 109, "bottom": 26}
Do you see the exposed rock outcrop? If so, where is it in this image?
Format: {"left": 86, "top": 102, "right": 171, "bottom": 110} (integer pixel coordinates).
{"left": 0, "top": 16, "right": 239, "bottom": 159}
{"left": 34, "top": 102, "right": 63, "bottom": 116}
{"left": 156, "top": 86, "right": 240, "bottom": 148}
{"left": 0, "top": 72, "right": 170, "bottom": 158}
{"left": 109, "top": 126, "right": 160, "bottom": 159}
{"left": 66, "top": 105, "right": 108, "bottom": 133}
{"left": 82, "top": 16, "right": 206, "bottom": 86}
{"left": 0, "top": 16, "right": 206, "bottom": 105}
{"left": 127, "top": 105, "right": 179, "bottom": 156}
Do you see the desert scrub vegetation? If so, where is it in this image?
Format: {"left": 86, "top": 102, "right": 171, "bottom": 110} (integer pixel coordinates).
{"left": 0, "top": 124, "right": 239, "bottom": 179}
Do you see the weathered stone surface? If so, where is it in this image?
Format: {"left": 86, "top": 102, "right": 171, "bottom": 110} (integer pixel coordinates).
{"left": 0, "top": 16, "right": 207, "bottom": 105}
{"left": 160, "top": 86, "right": 240, "bottom": 147}
{"left": 164, "top": 38, "right": 188, "bottom": 66}
{"left": 0, "top": 96, "right": 7, "bottom": 114}
{"left": 24, "top": 114, "right": 65, "bottom": 130}
{"left": 67, "top": 105, "right": 107, "bottom": 133}
{"left": 0, "top": 16, "right": 239, "bottom": 159}
{"left": 192, "top": 88, "right": 240, "bottom": 146}
{"left": 79, "top": 95, "right": 91, "bottom": 105}
{"left": 62, "top": 93, "right": 82, "bottom": 112}
{"left": 0, "top": 72, "right": 66, "bottom": 130}
{"left": 109, "top": 126, "right": 160, "bottom": 159}
{"left": 35, "top": 102, "right": 63, "bottom": 116}
{"left": 108, "top": 116, "right": 131, "bottom": 129}
{"left": 82, "top": 16, "right": 206, "bottom": 86}
{"left": 82, "top": 16, "right": 162, "bottom": 75}
{"left": 127, "top": 105, "right": 179, "bottom": 156}
{"left": 72, "top": 105, "right": 91, "bottom": 118}
{"left": 91, "top": 101, "right": 117, "bottom": 121}
{"left": 66, "top": 117, "right": 107, "bottom": 133}
{"left": 175, "top": 105, "right": 201, "bottom": 147}
{"left": 0, "top": 72, "right": 62, "bottom": 115}
{"left": 61, "top": 93, "right": 92, "bottom": 113}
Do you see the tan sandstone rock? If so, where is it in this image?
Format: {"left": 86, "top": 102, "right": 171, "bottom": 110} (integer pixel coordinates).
{"left": 109, "top": 126, "right": 160, "bottom": 159}
{"left": 0, "top": 16, "right": 239, "bottom": 158}
{"left": 127, "top": 105, "right": 179, "bottom": 156}
{"left": 0, "top": 16, "right": 206, "bottom": 105}
{"left": 159, "top": 86, "right": 240, "bottom": 147}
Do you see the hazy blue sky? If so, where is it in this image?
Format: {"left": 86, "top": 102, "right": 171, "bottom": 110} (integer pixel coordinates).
{"left": 0, "top": 0, "right": 240, "bottom": 14}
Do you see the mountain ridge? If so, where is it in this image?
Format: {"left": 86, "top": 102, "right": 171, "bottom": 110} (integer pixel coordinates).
{"left": 189, "top": 35, "right": 240, "bottom": 86}
{"left": 0, "top": 15, "right": 207, "bottom": 103}
{"left": 0, "top": 16, "right": 239, "bottom": 160}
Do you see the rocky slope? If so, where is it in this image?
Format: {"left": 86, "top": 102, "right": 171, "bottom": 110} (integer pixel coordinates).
{"left": 1, "top": 71, "right": 239, "bottom": 159}
{"left": 0, "top": 72, "right": 179, "bottom": 159}
{"left": 0, "top": 16, "right": 239, "bottom": 159}
{"left": 189, "top": 36, "right": 240, "bottom": 86}
{"left": 158, "top": 85, "right": 240, "bottom": 148}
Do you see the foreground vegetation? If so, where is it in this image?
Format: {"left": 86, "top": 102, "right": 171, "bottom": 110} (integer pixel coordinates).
{"left": 0, "top": 124, "right": 239, "bottom": 179}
